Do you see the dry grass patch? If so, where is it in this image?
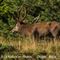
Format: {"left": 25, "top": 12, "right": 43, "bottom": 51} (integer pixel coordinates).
{"left": 0, "top": 36, "right": 60, "bottom": 55}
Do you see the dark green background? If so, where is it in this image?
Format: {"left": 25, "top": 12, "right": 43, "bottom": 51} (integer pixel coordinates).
{"left": 0, "top": 0, "right": 60, "bottom": 38}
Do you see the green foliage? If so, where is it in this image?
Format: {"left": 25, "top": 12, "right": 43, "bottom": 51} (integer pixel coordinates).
{"left": 0, "top": 0, "right": 60, "bottom": 38}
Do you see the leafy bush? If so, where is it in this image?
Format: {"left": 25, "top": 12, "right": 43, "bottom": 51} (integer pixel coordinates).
{"left": 0, "top": 0, "right": 60, "bottom": 38}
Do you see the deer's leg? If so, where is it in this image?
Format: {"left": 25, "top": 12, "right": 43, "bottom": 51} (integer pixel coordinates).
{"left": 51, "top": 31, "right": 58, "bottom": 43}
{"left": 32, "top": 30, "right": 39, "bottom": 41}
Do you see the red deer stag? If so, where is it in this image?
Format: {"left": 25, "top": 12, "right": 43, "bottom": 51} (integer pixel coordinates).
{"left": 12, "top": 21, "right": 54, "bottom": 40}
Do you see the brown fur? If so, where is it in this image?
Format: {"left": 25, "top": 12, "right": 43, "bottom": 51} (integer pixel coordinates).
{"left": 33, "top": 22, "right": 51, "bottom": 39}
{"left": 12, "top": 21, "right": 50, "bottom": 40}
{"left": 11, "top": 21, "right": 36, "bottom": 38}
{"left": 49, "top": 21, "right": 60, "bottom": 39}
{"left": 12, "top": 21, "right": 60, "bottom": 40}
